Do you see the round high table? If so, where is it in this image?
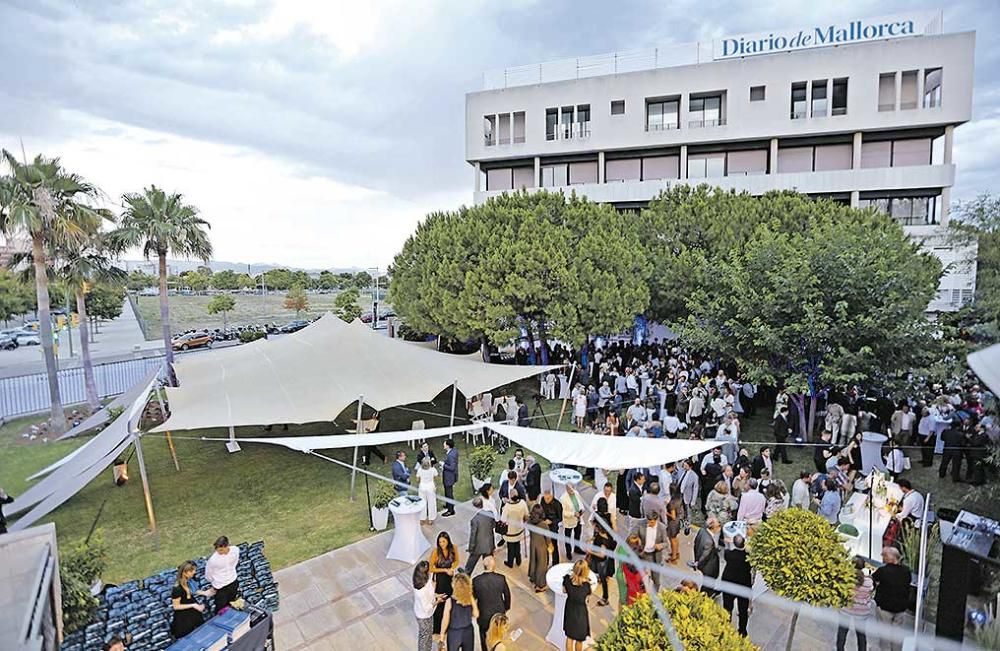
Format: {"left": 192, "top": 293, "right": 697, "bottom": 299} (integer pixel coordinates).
{"left": 722, "top": 520, "right": 748, "bottom": 548}
{"left": 549, "top": 469, "right": 583, "bottom": 500}
{"left": 545, "top": 562, "right": 598, "bottom": 649}
{"left": 386, "top": 496, "right": 430, "bottom": 564}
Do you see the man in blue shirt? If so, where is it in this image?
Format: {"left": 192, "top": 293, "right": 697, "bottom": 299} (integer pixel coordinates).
{"left": 391, "top": 451, "right": 411, "bottom": 494}
{"left": 815, "top": 478, "right": 842, "bottom": 524}
{"left": 441, "top": 439, "right": 458, "bottom": 516}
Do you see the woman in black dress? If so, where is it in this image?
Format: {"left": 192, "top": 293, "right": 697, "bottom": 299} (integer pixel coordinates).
{"left": 170, "top": 561, "right": 205, "bottom": 639}
{"left": 430, "top": 532, "right": 460, "bottom": 647}
{"left": 562, "top": 559, "right": 592, "bottom": 650}
{"left": 588, "top": 500, "right": 616, "bottom": 607}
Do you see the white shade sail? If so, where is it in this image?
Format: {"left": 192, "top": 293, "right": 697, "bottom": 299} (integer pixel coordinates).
{"left": 155, "top": 314, "right": 561, "bottom": 432}
{"left": 220, "top": 423, "right": 717, "bottom": 471}
{"left": 968, "top": 344, "right": 1000, "bottom": 395}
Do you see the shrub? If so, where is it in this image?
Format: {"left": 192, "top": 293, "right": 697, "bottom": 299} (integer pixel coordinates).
{"left": 597, "top": 588, "right": 758, "bottom": 650}
{"left": 372, "top": 482, "right": 398, "bottom": 510}
{"left": 60, "top": 535, "right": 107, "bottom": 633}
{"left": 239, "top": 329, "right": 266, "bottom": 344}
{"left": 469, "top": 445, "right": 497, "bottom": 481}
{"left": 747, "top": 508, "right": 854, "bottom": 650}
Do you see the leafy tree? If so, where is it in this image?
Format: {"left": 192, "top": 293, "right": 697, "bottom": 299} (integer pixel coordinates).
{"left": 390, "top": 191, "right": 650, "bottom": 355}
{"left": 284, "top": 285, "right": 308, "bottom": 317}
{"left": 210, "top": 269, "right": 242, "bottom": 290}
{"left": 108, "top": 185, "right": 212, "bottom": 370}
{"left": 181, "top": 270, "right": 210, "bottom": 293}
{"left": 60, "top": 534, "right": 106, "bottom": 633}
{"left": 598, "top": 588, "right": 758, "bottom": 650}
{"left": 86, "top": 284, "right": 125, "bottom": 322}
{"left": 206, "top": 293, "right": 236, "bottom": 329}
{"left": 317, "top": 270, "right": 339, "bottom": 290}
{"left": 0, "top": 151, "right": 109, "bottom": 433}
{"left": 262, "top": 267, "right": 294, "bottom": 291}
{"left": 949, "top": 192, "right": 1000, "bottom": 343}
{"left": 352, "top": 270, "right": 373, "bottom": 290}
{"left": 126, "top": 269, "right": 156, "bottom": 291}
{"left": 0, "top": 268, "right": 33, "bottom": 325}
{"left": 679, "top": 203, "right": 940, "bottom": 436}
{"left": 333, "top": 288, "right": 362, "bottom": 321}
{"left": 748, "top": 509, "right": 854, "bottom": 650}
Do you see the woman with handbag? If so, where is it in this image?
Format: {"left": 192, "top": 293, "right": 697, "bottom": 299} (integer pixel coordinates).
{"left": 527, "top": 504, "right": 549, "bottom": 593}
{"left": 501, "top": 489, "right": 529, "bottom": 567}
{"left": 589, "top": 498, "right": 617, "bottom": 606}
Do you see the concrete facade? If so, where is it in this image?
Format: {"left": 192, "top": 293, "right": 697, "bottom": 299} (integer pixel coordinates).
{"left": 465, "top": 24, "right": 978, "bottom": 312}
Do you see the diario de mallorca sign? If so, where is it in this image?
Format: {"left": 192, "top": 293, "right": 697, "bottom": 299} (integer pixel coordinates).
{"left": 712, "top": 11, "right": 941, "bottom": 61}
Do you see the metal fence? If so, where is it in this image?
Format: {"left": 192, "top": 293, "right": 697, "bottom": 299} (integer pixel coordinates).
{"left": 0, "top": 355, "right": 165, "bottom": 421}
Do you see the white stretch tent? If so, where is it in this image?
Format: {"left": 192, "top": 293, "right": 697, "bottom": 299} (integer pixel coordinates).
{"left": 210, "top": 423, "right": 717, "bottom": 471}
{"left": 53, "top": 366, "right": 161, "bottom": 442}
{"left": 154, "top": 314, "right": 561, "bottom": 432}
{"left": 968, "top": 343, "right": 1000, "bottom": 394}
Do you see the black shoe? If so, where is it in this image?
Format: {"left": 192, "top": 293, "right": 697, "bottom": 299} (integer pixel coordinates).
{"left": 441, "top": 511, "right": 455, "bottom": 517}
{"left": 782, "top": 460, "right": 793, "bottom": 464}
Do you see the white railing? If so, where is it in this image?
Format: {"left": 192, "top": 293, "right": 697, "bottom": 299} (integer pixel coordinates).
{"left": 483, "top": 42, "right": 713, "bottom": 90}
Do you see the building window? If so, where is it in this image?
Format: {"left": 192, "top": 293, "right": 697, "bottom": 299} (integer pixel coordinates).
{"left": 611, "top": 100, "right": 625, "bottom": 115}
{"left": 512, "top": 166, "right": 534, "bottom": 189}
{"left": 486, "top": 168, "right": 511, "bottom": 191}
{"left": 924, "top": 68, "right": 942, "bottom": 108}
{"left": 750, "top": 86, "right": 765, "bottom": 102}
{"left": 891, "top": 138, "right": 932, "bottom": 166}
{"left": 646, "top": 98, "right": 679, "bottom": 131}
{"left": 605, "top": 158, "right": 641, "bottom": 182}
{"left": 541, "top": 164, "right": 568, "bottom": 187}
{"left": 900, "top": 71, "right": 918, "bottom": 110}
{"left": 512, "top": 112, "right": 525, "bottom": 144}
{"left": 545, "top": 109, "right": 558, "bottom": 141}
{"left": 568, "top": 161, "right": 598, "bottom": 185}
{"left": 860, "top": 141, "right": 892, "bottom": 168}
{"left": 687, "top": 153, "right": 725, "bottom": 178}
{"left": 878, "top": 73, "right": 896, "bottom": 112}
{"left": 951, "top": 289, "right": 974, "bottom": 306}
{"left": 811, "top": 80, "right": 828, "bottom": 118}
{"left": 832, "top": 78, "right": 848, "bottom": 116}
{"left": 813, "top": 143, "right": 853, "bottom": 171}
{"left": 560, "top": 106, "right": 574, "bottom": 139}
{"left": 726, "top": 150, "right": 768, "bottom": 176}
{"left": 689, "top": 95, "right": 723, "bottom": 127}
{"left": 641, "top": 156, "right": 680, "bottom": 181}
{"left": 484, "top": 115, "right": 496, "bottom": 146}
{"left": 790, "top": 82, "right": 807, "bottom": 119}
{"left": 576, "top": 104, "right": 591, "bottom": 138}
{"left": 498, "top": 113, "right": 511, "bottom": 145}
{"left": 859, "top": 195, "right": 938, "bottom": 226}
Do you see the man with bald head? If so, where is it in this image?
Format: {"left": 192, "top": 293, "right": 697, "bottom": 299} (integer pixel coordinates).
{"left": 472, "top": 555, "right": 511, "bottom": 651}
{"left": 872, "top": 546, "right": 912, "bottom": 651}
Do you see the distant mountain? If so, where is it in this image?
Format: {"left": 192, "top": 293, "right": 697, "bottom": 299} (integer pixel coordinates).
{"left": 119, "top": 259, "right": 363, "bottom": 275}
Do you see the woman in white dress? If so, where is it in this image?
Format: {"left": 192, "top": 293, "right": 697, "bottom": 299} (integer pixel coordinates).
{"left": 573, "top": 390, "right": 587, "bottom": 430}
{"left": 416, "top": 457, "right": 439, "bottom": 524}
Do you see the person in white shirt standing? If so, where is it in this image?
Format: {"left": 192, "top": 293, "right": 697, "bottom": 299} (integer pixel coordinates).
{"left": 895, "top": 479, "right": 925, "bottom": 526}
{"left": 205, "top": 536, "right": 240, "bottom": 611}
{"left": 790, "top": 471, "right": 813, "bottom": 510}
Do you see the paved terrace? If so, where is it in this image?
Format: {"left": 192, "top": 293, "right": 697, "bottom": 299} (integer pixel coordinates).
{"left": 270, "top": 480, "right": 870, "bottom": 650}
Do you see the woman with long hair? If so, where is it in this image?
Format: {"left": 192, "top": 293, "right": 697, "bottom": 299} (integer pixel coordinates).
{"left": 441, "top": 571, "right": 478, "bottom": 651}
{"left": 665, "top": 485, "right": 683, "bottom": 563}
{"left": 527, "top": 504, "right": 549, "bottom": 593}
{"left": 562, "top": 559, "right": 592, "bottom": 650}
{"left": 501, "top": 489, "right": 529, "bottom": 567}
{"left": 430, "top": 532, "right": 460, "bottom": 646}
{"left": 588, "top": 499, "right": 616, "bottom": 607}
{"left": 170, "top": 561, "right": 205, "bottom": 639}
{"left": 413, "top": 561, "right": 439, "bottom": 651}
{"left": 622, "top": 534, "right": 647, "bottom": 605}
{"left": 485, "top": 612, "right": 510, "bottom": 651}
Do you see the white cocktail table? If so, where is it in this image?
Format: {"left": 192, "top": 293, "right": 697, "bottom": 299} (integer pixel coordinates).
{"left": 549, "top": 468, "right": 583, "bottom": 500}
{"left": 387, "top": 496, "right": 430, "bottom": 564}
{"left": 545, "top": 562, "right": 598, "bottom": 649}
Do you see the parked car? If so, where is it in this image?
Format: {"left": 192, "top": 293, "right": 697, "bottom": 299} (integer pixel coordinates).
{"left": 0, "top": 332, "right": 17, "bottom": 350}
{"left": 279, "top": 320, "right": 310, "bottom": 334}
{"left": 172, "top": 332, "right": 213, "bottom": 351}
{"left": 12, "top": 329, "right": 41, "bottom": 346}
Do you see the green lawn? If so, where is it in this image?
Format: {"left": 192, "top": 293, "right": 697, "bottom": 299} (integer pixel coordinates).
{"left": 3, "top": 381, "right": 554, "bottom": 582}
{"left": 135, "top": 292, "right": 380, "bottom": 339}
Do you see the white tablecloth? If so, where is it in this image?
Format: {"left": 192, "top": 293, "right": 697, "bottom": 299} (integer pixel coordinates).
{"left": 386, "top": 497, "right": 430, "bottom": 564}
{"left": 838, "top": 484, "right": 903, "bottom": 560}
{"left": 549, "top": 469, "right": 583, "bottom": 500}
{"left": 545, "top": 562, "right": 598, "bottom": 649}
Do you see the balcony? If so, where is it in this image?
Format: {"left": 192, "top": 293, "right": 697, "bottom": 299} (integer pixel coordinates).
{"left": 645, "top": 122, "right": 680, "bottom": 132}
{"left": 831, "top": 107, "right": 848, "bottom": 116}
{"left": 688, "top": 118, "right": 726, "bottom": 128}
{"left": 878, "top": 103, "right": 895, "bottom": 112}
{"left": 546, "top": 123, "right": 591, "bottom": 141}
{"left": 790, "top": 110, "right": 807, "bottom": 120}
{"left": 484, "top": 134, "right": 495, "bottom": 146}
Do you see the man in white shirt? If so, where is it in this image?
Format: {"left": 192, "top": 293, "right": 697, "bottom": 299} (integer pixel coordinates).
{"left": 663, "top": 411, "right": 687, "bottom": 438}
{"left": 590, "top": 481, "right": 617, "bottom": 530}
{"left": 736, "top": 479, "right": 767, "bottom": 525}
{"left": 205, "top": 535, "right": 240, "bottom": 610}
{"left": 790, "top": 471, "right": 813, "bottom": 510}
{"left": 896, "top": 479, "right": 925, "bottom": 524}
{"left": 700, "top": 447, "right": 728, "bottom": 474}
{"left": 626, "top": 399, "right": 647, "bottom": 429}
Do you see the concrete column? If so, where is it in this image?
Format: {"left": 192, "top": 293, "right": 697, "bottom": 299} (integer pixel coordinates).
{"left": 679, "top": 145, "right": 688, "bottom": 180}
{"left": 894, "top": 71, "right": 901, "bottom": 111}
{"left": 852, "top": 132, "right": 863, "bottom": 169}
{"left": 940, "top": 186, "right": 951, "bottom": 225}
{"left": 769, "top": 138, "right": 778, "bottom": 174}
{"left": 827, "top": 79, "right": 833, "bottom": 117}
{"left": 474, "top": 162, "right": 481, "bottom": 193}
{"left": 850, "top": 191, "right": 860, "bottom": 208}
{"left": 534, "top": 156, "right": 541, "bottom": 187}
{"left": 916, "top": 69, "right": 925, "bottom": 110}
{"left": 597, "top": 151, "right": 605, "bottom": 184}
{"left": 806, "top": 80, "right": 812, "bottom": 117}
{"left": 943, "top": 125, "right": 955, "bottom": 164}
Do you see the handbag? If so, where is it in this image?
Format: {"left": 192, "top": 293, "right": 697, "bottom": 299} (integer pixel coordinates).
{"left": 494, "top": 520, "right": 509, "bottom": 535}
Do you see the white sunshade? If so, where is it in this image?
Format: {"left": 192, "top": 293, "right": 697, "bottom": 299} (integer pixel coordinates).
{"left": 222, "top": 422, "right": 717, "bottom": 471}
{"left": 968, "top": 344, "right": 1000, "bottom": 395}
{"left": 53, "top": 366, "right": 162, "bottom": 443}
{"left": 155, "top": 314, "right": 561, "bottom": 432}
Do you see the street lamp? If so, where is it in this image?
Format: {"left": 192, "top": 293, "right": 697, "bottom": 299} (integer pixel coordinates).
{"left": 368, "top": 267, "right": 379, "bottom": 330}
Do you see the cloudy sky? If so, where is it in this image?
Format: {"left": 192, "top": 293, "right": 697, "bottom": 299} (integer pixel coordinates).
{"left": 1, "top": 0, "right": 997, "bottom": 269}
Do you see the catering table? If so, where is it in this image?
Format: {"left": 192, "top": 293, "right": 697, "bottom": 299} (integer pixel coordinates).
{"left": 838, "top": 473, "right": 903, "bottom": 559}
{"left": 549, "top": 468, "right": 583, "bottom": 500}
{"left": 722, "top": 520, "right": 748, "bottom": 548}
{"left": 545, "top": 562, "right": 598, "bottom": 649}
{"left": 387, "top": 496, "right": 430, "bottom": 564}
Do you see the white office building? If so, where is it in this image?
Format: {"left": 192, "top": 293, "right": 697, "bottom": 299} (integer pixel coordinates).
{"left": 465, "top": 12, "right": 977, "bottom": 311}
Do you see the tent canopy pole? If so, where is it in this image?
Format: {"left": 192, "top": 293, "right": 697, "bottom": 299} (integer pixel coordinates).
{"left": 350, "top": 395, "right": 363, "bottom": 501}
{"left": 449, "top": 381, "right": 458, "bottom": 426}
{"left": 155, "top": 386, "right": 180, "bottom": 471}
{"left": 556, "top": 363, "right": 576, "bottom": 431}
{"left": 132, "top": 430, "right": 158, "bottom": 547}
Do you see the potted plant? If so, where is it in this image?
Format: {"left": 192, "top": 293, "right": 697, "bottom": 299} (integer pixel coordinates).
{"left": 469, "top": 445, "right": 497, "bottom": 492}
{"left": 371, "top": 482, "right": 397, "bottom": 531}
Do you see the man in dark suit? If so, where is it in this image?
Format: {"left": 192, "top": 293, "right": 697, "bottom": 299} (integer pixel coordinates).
{"left": 516, "top": 398, "right": 529, "bottom": 427}
{"left": 629, "top": 512, "right": 669, "bottom": 589}
{"left": 524, "top": 456, "right": 542, "bottom": 505}
{"left": 627, "top": 473, "right": 646, "bottom": 529}
{"left": 692, "top": 517, "right": 722, "bottom": 596}
{"left": 498, "top": 470, "right": 527, "bottom": 504}
{"left": 773, "top": 406, "right": 793, "bottom": 464}
{"left": 442, "top": 439, "right": 458, "bottom": 516}
{"left": 464, "top": 496, "right": 496, "bottom": 574}
{"left": 472, "top": 556, "right": 511, "bottom": 651}
{"left": 721, "top": 535, "right": 753, "bottom": 635}
{"left": 391, "top": 450, "right": 410, "bottom": 494}
{"left": 939, "top": 420, "right": 965, "bottom": 481}
{"left": 750, "top": 447, "right": 772, "bottom": 480}
{"left": 540, "top": 489, "right": 563, "bottom": 565}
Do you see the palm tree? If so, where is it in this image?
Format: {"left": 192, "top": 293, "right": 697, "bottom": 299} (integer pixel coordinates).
{"left": 0, "top": 151, "right": 107, "bottom": 433}
{"left": 108, "top": 186, "right": 211, "bottom": 370}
